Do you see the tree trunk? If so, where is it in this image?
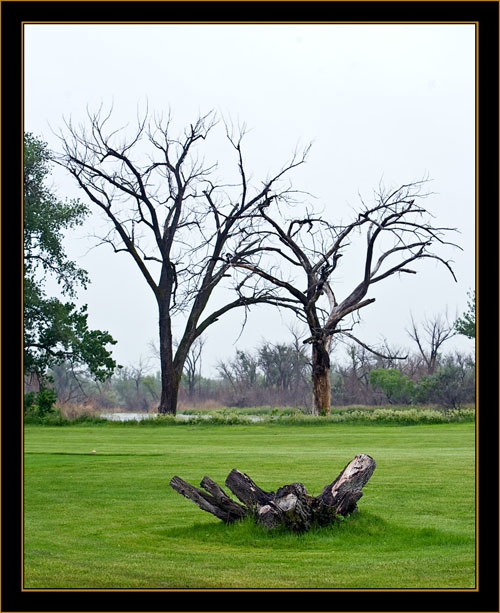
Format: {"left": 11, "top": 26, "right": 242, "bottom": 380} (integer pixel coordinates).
{"left": 159, "top": 368, "right": 181, "bottom": 415}
{"left": 169, "top": 476, "right": 247, "bottom": 522}
{"left": 170, "top": 453, "right": 376, "bottom": 531}
{"left": 312, "top": 341, "right": 331, "bottom": 415}
{"left": 158, "top": 306, "right": 180, "bottom": 415}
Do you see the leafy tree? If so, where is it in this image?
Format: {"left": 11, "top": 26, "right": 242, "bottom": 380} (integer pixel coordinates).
{"left": 369, "top": 368, "right": 415, "bottom": 404}
{"left": 24, "top": 132, "right": 91, "bottom": 292}
{"left": 23, "top": 132, "right": 117, "bottom": 399}
{"left": 414, "top": 354, "right": 475, "bottom": 410}
{"left": 455, "top": 289, "right": 475, "bottom": 339}
{"left": 24, "top": 384, "right": 57, "bottom": 417}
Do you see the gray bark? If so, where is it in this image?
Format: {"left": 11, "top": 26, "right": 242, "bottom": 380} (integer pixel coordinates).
{"left": 170, "top": 453, "right": 376, "bottom": 531}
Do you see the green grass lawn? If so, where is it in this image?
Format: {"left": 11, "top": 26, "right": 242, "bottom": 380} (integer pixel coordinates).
{"left": 23, "top": 421, "right": 476, "bottom": 589}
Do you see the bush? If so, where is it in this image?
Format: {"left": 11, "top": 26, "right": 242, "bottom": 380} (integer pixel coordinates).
{"left": 414, "top": 361, "right": 475, "bottom": 410}
{"left": 23, "top": 404, "right": 475, "bottom": 426}
{"left": 24, "top": 385, "right": 57, "bottom": 417}
{"left": 369, "top": 369, "right": 415, "bottom": 404}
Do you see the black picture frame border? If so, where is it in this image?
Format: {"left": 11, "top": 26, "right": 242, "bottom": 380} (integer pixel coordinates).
{"left": 3, "top": 1, "right": 498, "bottom": 612}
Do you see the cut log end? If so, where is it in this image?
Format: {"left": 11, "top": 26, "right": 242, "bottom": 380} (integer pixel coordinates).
{"left": 170, "top": 453, "right": 376, "bottom": 531}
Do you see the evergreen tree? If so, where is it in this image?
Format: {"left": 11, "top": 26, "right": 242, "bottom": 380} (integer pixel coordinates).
{"left": 455, "top": 290, "right": 475, "bottom": 339}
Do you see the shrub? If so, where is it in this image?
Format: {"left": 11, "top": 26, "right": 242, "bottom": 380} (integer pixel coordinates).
{"left": 24, "top": 384, "right": 57, "bottom": 417}
{"left": 414, "top": 361, "right": 475, "bottom": 410}
{"left": 369, "top": 369, "right": 415, "bottom": 404}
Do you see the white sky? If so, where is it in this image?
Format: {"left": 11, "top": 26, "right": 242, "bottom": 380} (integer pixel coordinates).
{"left": 24, "top": 23, "right": 476, "bottom": 376}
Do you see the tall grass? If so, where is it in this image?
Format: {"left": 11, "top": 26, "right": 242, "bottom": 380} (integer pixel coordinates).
{"left": 25, "top": 404, "right": 475, "bottom": 426}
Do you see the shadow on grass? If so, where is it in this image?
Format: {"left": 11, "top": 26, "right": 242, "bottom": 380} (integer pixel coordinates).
{"left": 158, "top": 511, "right": 471, "bottom": 552}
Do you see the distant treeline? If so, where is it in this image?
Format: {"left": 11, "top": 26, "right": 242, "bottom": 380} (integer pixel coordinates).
{"left": 25, "top": 339, "right": 475, "bottom": 414}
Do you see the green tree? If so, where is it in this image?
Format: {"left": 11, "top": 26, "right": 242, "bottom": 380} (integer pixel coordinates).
{"left": 455, "top": 290, "right": 475, "bottom": 339}
{"left": 369, "top": 368, "right": 415, "bottom": 404}
{"left": 24, "top": 133, "right": 117, "bottom": 401}
{"left": 413, "top": 354, "right": 475, "bottom": 410}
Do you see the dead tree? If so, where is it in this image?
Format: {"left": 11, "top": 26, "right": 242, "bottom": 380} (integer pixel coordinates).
{"left": 57, "top": 107, "right": 308, "bottom": 414}
{"left": 407, "top": 313, "right": 456, "bottom": 374}
{"left": 170, "top": 453, "right": 376, "bottom": 531}
{"left": 231, "top": 180, "right": 459, "bottom": 414}
{"left": 182, "top": 336, "right": 205, "bottom": 398}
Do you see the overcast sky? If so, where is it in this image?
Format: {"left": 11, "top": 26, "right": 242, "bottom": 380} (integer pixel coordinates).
{"left": 24, "top": 23, "right": 476, "bottom": 376}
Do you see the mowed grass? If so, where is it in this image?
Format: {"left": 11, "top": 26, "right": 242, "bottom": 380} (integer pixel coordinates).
{"left": 24, "top": 422, "right": 476, "bottom": 589}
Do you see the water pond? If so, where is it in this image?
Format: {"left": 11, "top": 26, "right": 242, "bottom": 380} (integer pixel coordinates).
{"left": 99, "top": 412, "right": 264, "bottom": 422}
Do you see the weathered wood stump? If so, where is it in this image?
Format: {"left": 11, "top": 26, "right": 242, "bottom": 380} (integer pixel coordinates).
{"left": 170, "top": 453, "right": 376, "bottom": 531}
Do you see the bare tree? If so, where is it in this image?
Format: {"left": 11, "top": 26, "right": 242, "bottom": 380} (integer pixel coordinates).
{"left": 58, "top": 107, "right": 308, "bottom": 414}
{"left": 336, "top": 344, "right": 378, "bottom": 405}
{"left": 407, "top": 312, "right": 456, "bottom": 374}
{"left": 115, "top": 358, "right": 154, "bottom": 412}
{"left": 49, "top": 361, "right": 89, "bottom": 405}
{"left": 216, "top": 349, "right": 260, "bottom": 406}
{"left": 231, "top": 180, "right": 459, "bottom": 414}
{"left": 183, "top": 335, "right": 205, "bottom": 398}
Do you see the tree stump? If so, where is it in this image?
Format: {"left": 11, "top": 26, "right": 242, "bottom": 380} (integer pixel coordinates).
{"left": 170, "top": 453, "right": 376, "bottom": 531}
